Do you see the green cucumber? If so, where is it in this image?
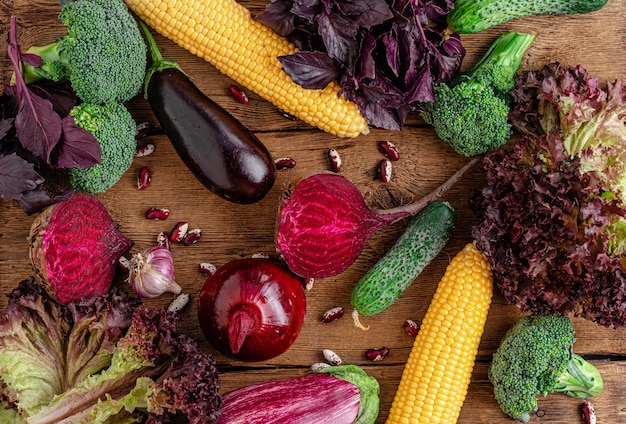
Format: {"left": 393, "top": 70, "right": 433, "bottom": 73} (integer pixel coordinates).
{"left": 447, "top": 0, "right": 608, "bottom": 34}
{"left": 350, "top": 201, "right": 456, "bottom": 329}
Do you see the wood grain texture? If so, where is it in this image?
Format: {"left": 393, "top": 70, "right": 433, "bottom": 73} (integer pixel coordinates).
{"left": 1, "top": 1, "right": 625, "bottom": 423}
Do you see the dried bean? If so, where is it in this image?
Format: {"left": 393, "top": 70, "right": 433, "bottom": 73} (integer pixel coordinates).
{"left": 365, "top": 347, "right": 389, "bottom": 361}
{"left": 135, "top": 142, "right": 155, "bottom": 157}
{"left": 169, "top": 222, "right": 189, "bottom": 243}
{"left": 167, "top": 293, "right": 190, "bottom": 313}
{"left": 379, "top": 159, "right": 392, "bottom": 182}
{"left": 328, "top": 148, "right": 342, "bottom": 172}
{"left": 322, "top": 348, "right": 342, "bottom": 366}
{"left": 228, "top": 85, "right": 249, "bottom": 104}
{"left": 379, "top": 140, "right": 400, "bottom": 161}
{"left": 582, "top": 402, "right": 596, "bottom": 424}
{"left": 404, "top": 319, "right": 420, "bottom": 337}
{"left": 321, "top": 306, "right": 345, "bottom": 323}
{"left": 144, "top": 207, "right": 170, "bottom": 220}
{"left": 303, "top": 277, "right": 315, "bottom": 290}
{"left": 118, "top": 256, "right": 131, "bottom": 272}
{"left": 182, "top": 228, "right": 202, "bottom": 246}
{"left": 310, "top": 362, "right": 331, "bottom": 372}
{"left": 198, "top": 262, "right": 217, "bottom": 275}
{"left": 137, "top": 166, "right": 151, "bottom": 190}
{"left": 156, "top": 232, "right": 171, "bottom": 250}
{"left": 274, "top": 157, "right": 297, "bottom": 169}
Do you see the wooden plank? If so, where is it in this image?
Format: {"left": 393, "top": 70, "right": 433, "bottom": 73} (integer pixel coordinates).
{"left": 0, "top": 1, "right": 625, "bottom": 423}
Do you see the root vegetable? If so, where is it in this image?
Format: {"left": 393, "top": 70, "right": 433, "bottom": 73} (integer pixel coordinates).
{"left": 28, "top": 192, "right": 133, "bottom": 304}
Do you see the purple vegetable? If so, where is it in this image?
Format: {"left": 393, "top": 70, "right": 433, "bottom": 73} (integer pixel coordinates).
{"left": 198, "top": 258, "right": 307, "bottom": 362}
{"left": 256, "top": 0, "right": 465, "bottom": 130}
{"left": 217, "top": 364, "right": 380, "bottom": 424}
{"left": 471, "top": 63, "right": 626, "bottom": 327}
{"left": 277, "top": 158, "right": 477, "bottom": 278}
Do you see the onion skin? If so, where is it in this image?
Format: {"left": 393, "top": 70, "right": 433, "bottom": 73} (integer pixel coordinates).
{"left": 197, "top": 258, "right": 307, "bottom": 362}
{"left": 28, "top": 193, "right": 133, "bottom": 304}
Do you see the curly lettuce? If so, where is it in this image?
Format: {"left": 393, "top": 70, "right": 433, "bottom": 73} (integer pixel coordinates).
{"left": 0, "top": 279, "right": 221, "bottom": 423}
{"left": 471, "top": 63, "right": 626, "bottom": 328}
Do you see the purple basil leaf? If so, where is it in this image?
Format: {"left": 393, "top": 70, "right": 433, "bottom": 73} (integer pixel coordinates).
{"left": 355, "top": 96, "right": 401, "bottom": 131}
{"left": 404, "top": 65, "right": 435, "bottom": 104}
{"left": 255, "top": 0, "right": 297, "bottom": 36}
{"left": 292, "top": 0, "right": 322, "bottom": 21}
{"left": 0, "top": 153, "right": 44, "bottom": 200}
{"left": 357, "top": 34, "right": 377, "bottom": 81}
{"left": 15, "top": 188, "right": 74, "bottom": 216}
{"left": 14, "top": 91, "right": 63, "bottom": 162}
{"left": 383, "top": 32, "right": 400, "bottom": 77}
{"left": 28, "top": 80, "right": 78, "bottom": 118}
{"left": 0, "top": 118, "right": 14, "bottom": 140}
{"left": 317, "top": 12, "right": 358, "bottom": 64}
{"left": 20, "top": 52, "right": 43, "bottom": 67}
{"left": 51, "top": 116, "right": 101, "bottom": 169}
{"left": 7, "top": 17, "right": 63, "bottom": 164}
{"left": 279, "top": 51, "right": 341, "bottom": 89}
{"left": 337, "top": 0, "right": 393, "bottom": 29}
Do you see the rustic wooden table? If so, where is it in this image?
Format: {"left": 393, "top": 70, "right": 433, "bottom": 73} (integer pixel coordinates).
{"left": 1, "top": 1, "right": 625, "bottom": 423}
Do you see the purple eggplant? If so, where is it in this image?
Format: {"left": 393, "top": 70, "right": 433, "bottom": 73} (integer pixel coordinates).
{"left": 139, "top": 21, "right": 275, "bottom": 204}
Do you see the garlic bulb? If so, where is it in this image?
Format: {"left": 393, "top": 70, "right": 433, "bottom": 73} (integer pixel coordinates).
{"left": 129, "top": 246, "right": 181, "bottom": 298}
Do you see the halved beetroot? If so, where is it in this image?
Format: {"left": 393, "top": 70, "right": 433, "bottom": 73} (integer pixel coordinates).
{"left": 28, "top": 192, "right": 133, "bottom": 304}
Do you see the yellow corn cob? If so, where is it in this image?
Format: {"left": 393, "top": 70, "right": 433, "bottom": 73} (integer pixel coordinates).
{"left": 124, "top": 0, "right": 369, "bottom": 138}
{"left": 386, "top": 242, "right": 493, "bottom": 424}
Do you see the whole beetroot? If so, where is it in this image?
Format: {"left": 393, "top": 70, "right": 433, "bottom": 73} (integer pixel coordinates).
{"left": 28, "top": 192, "right": 133, "bottom": 304}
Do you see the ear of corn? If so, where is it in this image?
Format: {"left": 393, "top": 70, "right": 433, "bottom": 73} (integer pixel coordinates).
{"left": 124, "top": 0, "right": 370, "bottom": 138}
{"left": 385, "top": 242, "right": 493, "bottom": 424}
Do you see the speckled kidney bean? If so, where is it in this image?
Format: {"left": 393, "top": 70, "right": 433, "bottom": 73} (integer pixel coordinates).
{"left": 365, "top": 347, "right": 389, "bottom": 361}
{"left": 274, "top": 157, "right": 297, "bottom": 169}
{"left": 144, "top": 207, "right": 170, "bottom": 220}
{"left": 379, "top": 140, "right": 400, "bottom": 161}
{"left": 156, "top": 232, "right": 171, "bottom": 250}
{"left": 137, "top": 166, "right": 151, "bottom": 190}
{"left": 135, "top": 142, "right": 155, "bottom": 157}
{"left": 182, "top": 228, "right": 202, "bottom": 246}
{"left": 379, "top": 159, "right": 392, "bottom": 182}
{"left": 169, "top": 222, "right": 189, "bottom": 243}
{"left": 322, "top": 349, "right": 342, "bottom": 365}
{"left": 582, "top": 402, "right": 596, "bottom": 424}
{"left": 228, "top": 85, "right": 249, "bottom": 104}
{"left": 321, "top": 306, "right": 345, "bottom": 323}
{"left": 328, "top": 148, "right": 342, "bottom": 172}
{"left": 404, "top": 319, "right": 420, "bottom": 337}
{"left": 198, "top": 262, "right": 217, "bottom": 275}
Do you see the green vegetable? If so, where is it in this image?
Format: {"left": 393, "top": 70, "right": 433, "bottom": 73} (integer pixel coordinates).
{"left": 21, "top": 0, "right": 147, "bottom": 104}
{"left": 67, "top": 102, "right": 137, "bottom": 193}
{"left": 0, "top": 278, "right": 221, "bottom": 423}
{"left": 488, "top": 314, "right": 604, "bottom": 423}
{"left": 419, "top": 32, "right": 535, "bottom": 157}
{"left": 350, "top": 201, "right": 455, "bottom": 329}
{"left": 447, "top": 0, "right": 608, "bottom": 34}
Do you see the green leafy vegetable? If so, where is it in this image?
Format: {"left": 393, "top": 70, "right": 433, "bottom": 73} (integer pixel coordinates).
{"left": 0, "top": 278, "right": 221, "bottom": 423}
{"left": 471, "top": 62, "right": 626, "bottom": 327}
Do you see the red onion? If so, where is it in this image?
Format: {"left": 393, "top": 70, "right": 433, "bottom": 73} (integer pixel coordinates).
{"left": 276, "top": 158, "right": 477, "bottom": 278}
{"left": 197, "top": 258, "right": 307, "bottom": 362}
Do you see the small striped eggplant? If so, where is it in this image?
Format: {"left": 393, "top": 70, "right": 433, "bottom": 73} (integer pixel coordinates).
{"left": 217, "top": 365, "right": 380, "bottom": 424}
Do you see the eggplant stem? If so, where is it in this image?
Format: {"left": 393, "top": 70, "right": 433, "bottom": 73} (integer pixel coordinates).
{"left": 374, "top": 157, "right": 479, "bottom": 219}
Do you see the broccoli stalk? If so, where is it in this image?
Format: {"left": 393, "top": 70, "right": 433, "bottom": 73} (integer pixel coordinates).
{"left": 488, "top": 314, "right": 603, "bottom": 423}
{"left": 419, "top": 31, "right": 535, "bottom": 157}
{"left": 19, "top": 0, "right": 146, "bottom": 104}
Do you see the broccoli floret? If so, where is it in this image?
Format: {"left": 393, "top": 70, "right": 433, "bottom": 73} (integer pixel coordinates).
{"left": 420, "top": 31, "right": 535, "bottom": 157}
{"left": 21, "top": 0, "right": 146, "bottom": 104}
{"left": 488, "top": 315, "right": 604, "bottom": 423}
{"left": 68, "top": 102, "right": 136, "bottom": 193}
